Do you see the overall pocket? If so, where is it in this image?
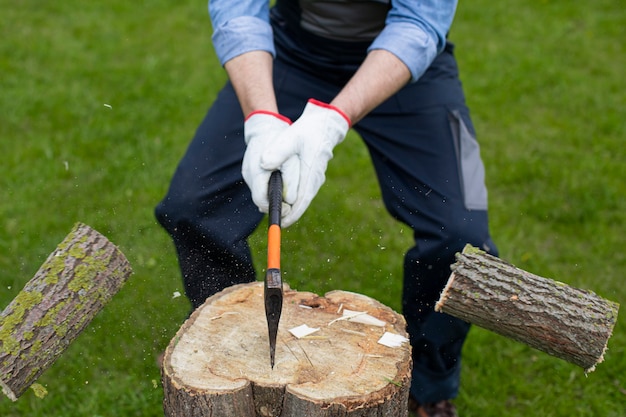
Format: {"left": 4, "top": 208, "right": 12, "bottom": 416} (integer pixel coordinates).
{"left": 448, "top": 109, "right": 488, "bottom": 211}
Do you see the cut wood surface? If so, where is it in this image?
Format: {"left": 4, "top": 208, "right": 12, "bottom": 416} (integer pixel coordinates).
{"left": 436, "top": 245, "right": 619, "bottom": 372}
{"left": 162, "top": 282, "right": 412, "bottom": 417}
{"left": 0, "top": 223, "right": 132, "bottom": 401}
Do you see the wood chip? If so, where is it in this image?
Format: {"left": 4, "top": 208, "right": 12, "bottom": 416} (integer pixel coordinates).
{"left": 289, "top": 324, "right": 320, "bottom": 339}
{"left": 377, "top": 332, "right": 409, "bottom": 348}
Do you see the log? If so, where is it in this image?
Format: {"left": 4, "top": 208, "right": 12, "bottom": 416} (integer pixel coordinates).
{"left": 435, "top": 245, "right": 619, "bottom": 372}
{"left": 162, "top": 282, "right": 412, "bottom": 417}
{"left": 0, "top": 223, "right": 132, "bottom": 401}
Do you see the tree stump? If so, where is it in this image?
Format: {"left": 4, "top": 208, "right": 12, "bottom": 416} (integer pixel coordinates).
{"left": 162, "top": 282, "right": 412, "bottom": 417}
{"left": 0, "top": 223, "right": 132, "bottom": 401}
{"left": 435, "top": 245, "right": 619, "bottom": 372}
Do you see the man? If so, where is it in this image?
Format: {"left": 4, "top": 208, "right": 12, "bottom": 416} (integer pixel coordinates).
{"left": 155, "top": 1, "right": 498, "bottom": 416}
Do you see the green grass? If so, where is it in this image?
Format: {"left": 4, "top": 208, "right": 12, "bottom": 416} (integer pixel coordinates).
{"left": 0, "top": 1, "right": 624, "bottom": 416}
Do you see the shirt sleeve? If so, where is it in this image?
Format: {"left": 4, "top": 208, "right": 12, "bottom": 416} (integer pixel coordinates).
{"left": 368, "top": 0, "right": 458, "bottom": 82}
{"left": 208, "top": 0, "right": 275, "bottom": 66}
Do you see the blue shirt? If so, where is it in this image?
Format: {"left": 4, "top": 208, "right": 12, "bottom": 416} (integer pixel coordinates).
{"left": 208, "top": 0, "right": 457, "bottom": 82}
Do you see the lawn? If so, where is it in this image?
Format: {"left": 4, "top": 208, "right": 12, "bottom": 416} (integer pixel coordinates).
{"left": 0, "top": 1, "right": 624, "bottom": 416}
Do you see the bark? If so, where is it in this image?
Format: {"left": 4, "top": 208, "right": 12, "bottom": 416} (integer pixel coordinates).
{"left": 0, "top": 223, "right": 132, "bottom": 401}
{"left": 162, "top": 282, "right": 412, "bottom": 417}
{"left": 435, "top": 245, "right": 619, "bottom": 372}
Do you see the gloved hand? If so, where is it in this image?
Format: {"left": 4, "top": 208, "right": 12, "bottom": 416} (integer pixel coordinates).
{"left": 242, "top": 110, "right": 298, "bottom": 215}
{"left": 261, "top": 99, "right": 351, "bottom": 227}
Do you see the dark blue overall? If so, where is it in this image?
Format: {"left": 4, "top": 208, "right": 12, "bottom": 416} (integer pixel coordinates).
{"left": 155, "top": 5, "right": 498, "bottom": 404}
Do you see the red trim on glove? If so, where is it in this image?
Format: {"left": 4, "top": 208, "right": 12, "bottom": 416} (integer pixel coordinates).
{"left": 245, "top": 110, "right": 292, "bottom": 124}
{"left": 308, "top": 98, "right": 352, "bottom": 127}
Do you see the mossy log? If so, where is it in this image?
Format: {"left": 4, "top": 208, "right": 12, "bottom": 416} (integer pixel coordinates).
{"left": 162, "top": 282, "right": 412, "bottom": 417}
{"left": 435, "top": 245, "right": 619, "bottom": 372}
{"left": 0, "top": 223, "right": 132, "bottom": 401}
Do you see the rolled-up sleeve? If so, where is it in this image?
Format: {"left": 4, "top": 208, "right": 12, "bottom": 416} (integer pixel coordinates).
{"left": 368, "top": 0, "right": 457, "bottom": 82}
{"left": 208, "top": 0, "right": 275, "bottom": 66}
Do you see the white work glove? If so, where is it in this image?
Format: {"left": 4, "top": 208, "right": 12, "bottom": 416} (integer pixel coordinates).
{"left": 261, "top": 99, "right": 351, "bottom": 227}
{"left": 242, "top": 111, "right": 299, "bottom": 215}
